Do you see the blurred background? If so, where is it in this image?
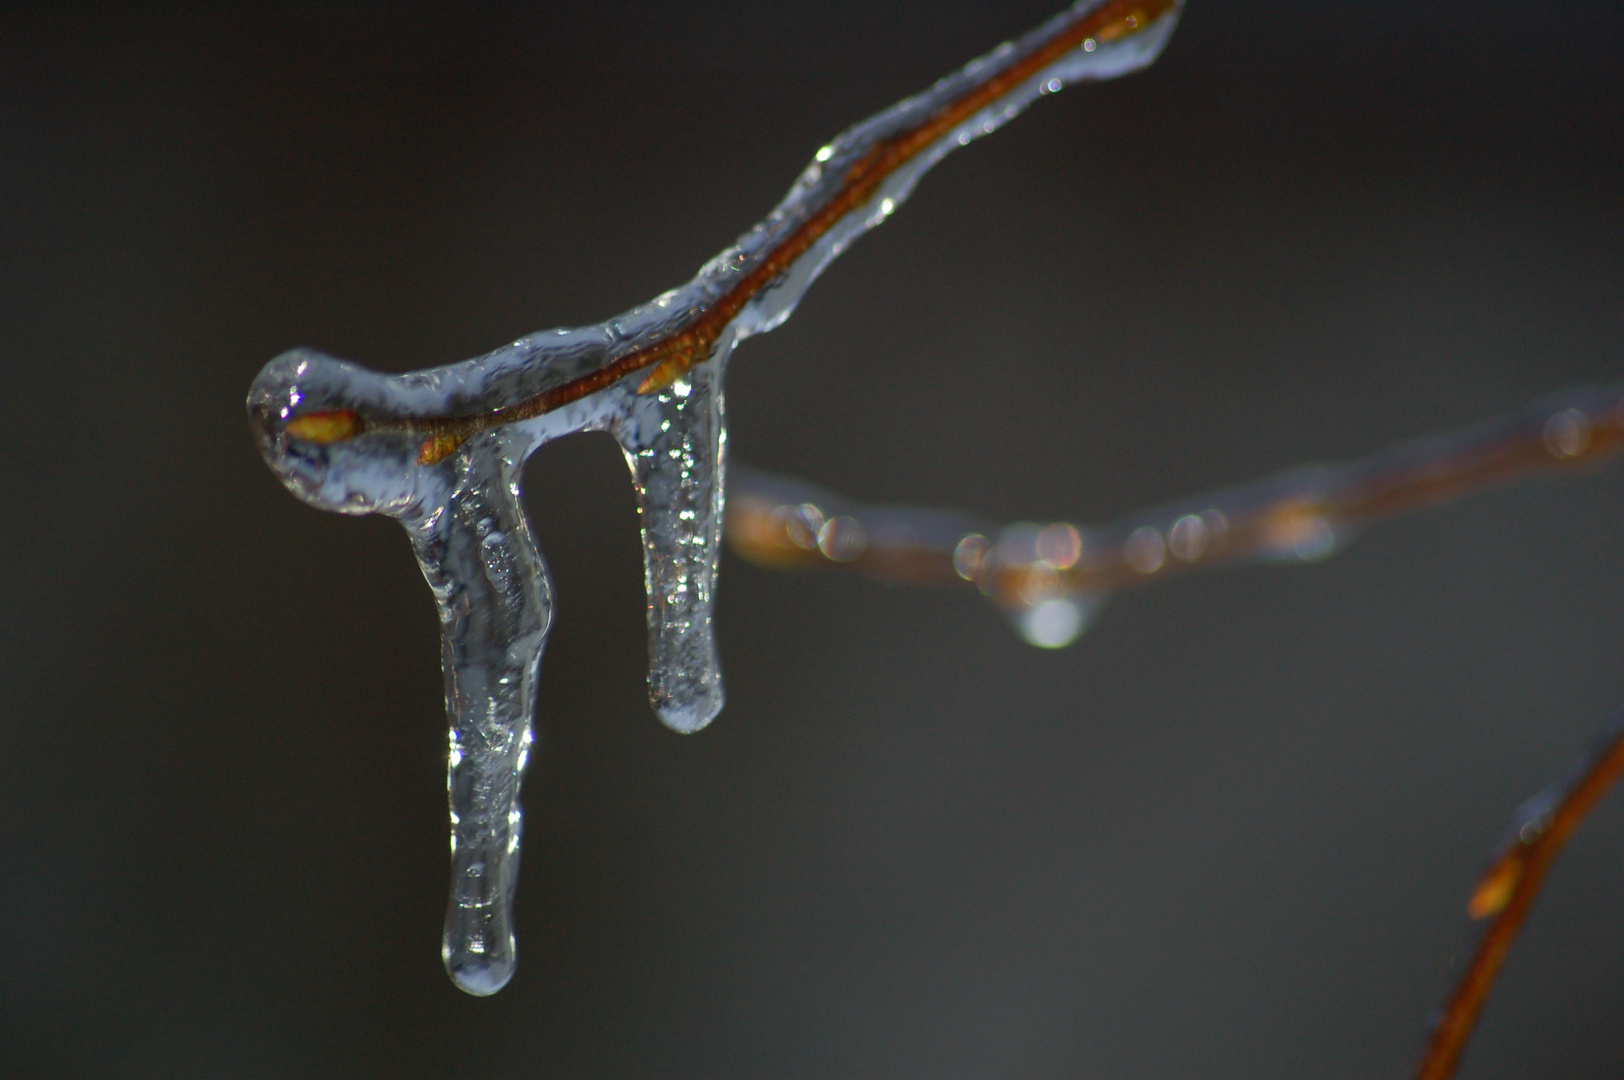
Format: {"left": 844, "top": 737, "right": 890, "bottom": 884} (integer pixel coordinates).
{"left": 3, "top": 1, "right": 1623, "bottom": 1076}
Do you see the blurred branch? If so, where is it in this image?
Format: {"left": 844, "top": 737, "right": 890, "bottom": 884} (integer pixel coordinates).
{"left": 1415, "top": 704, "right": 1624, "bottom": 1080}
{"left": 728, "top": 382, "right": 1624, "bottom": 642}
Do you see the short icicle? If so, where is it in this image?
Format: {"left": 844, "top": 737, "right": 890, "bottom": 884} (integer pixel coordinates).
{"left": 613, "top": 355, "right": 729, "bottom": 733}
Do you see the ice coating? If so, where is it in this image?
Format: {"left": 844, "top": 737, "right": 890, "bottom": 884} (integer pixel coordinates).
{"left": 735, "top": 1, "right": 1181, "bottom": 339}
{"left": 402, "top": 433, "right": 550, "bottom": 996}
{"left": 610, "top": 354, "right": 731, "bottom": 733}
{"left": 246, "top": 0, "right": 1183, "bottom": 995}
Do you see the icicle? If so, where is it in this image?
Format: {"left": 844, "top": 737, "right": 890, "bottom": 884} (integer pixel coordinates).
{"left": 249, "top": 352, "right": 554, "bottom": 995}
{"left": 402, "top": 435, "right": 550, "bottom": 996}
{"left": 611, "top": 352, "right": 730, "bottom": 733}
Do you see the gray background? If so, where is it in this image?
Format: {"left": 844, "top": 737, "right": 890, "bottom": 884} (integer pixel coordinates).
{"left": 3, "top": 1, "right": 1624, "bottom": 1077}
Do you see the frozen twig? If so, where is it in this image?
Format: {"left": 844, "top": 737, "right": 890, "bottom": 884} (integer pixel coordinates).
{"left": 267, "top": 0, "right": 1181, "bottom": 468}
{"left": 1414, "top": 703, "right": 1624, "bottom": 1080}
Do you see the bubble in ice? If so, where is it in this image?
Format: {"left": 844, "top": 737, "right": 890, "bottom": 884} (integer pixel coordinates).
{"left": 245, "top": 0, "right": 1183, "bottom": 995}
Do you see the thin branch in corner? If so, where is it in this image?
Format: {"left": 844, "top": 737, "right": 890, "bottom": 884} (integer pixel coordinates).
{"left": 1414, "top": 704, "right": 1624, "bottom": 1080}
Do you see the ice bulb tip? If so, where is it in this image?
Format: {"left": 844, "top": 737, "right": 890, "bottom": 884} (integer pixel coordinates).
{"left": 656, "top": 695, "right": 724, "bottom": 734}
{"left": 446, "top": 955, "right": 516, "bottom": 997}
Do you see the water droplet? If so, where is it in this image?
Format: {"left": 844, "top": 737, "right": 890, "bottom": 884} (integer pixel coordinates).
{"left": 1124, "top": 526, "right": 1165, "bottom": 574}
{"left": 1261, "top": 504, "right": 1338, "bottom": 562}
{"left": 1518, "top": 809, "right": 1553, "bottom": 844}
{"left": 817, "top": 515, "right": 867, "bottom": 562}
{"left": 1013, "top": 596, "right": 1098, "bottom": 649}
{"left": 1036, "top": 522, "right": 1082, "bottom": 570}
{"left": 953, "top": 533, "right": 991, "bottom": 581}
{"left": 773, "top": 502, "right": 824, "bottom": 549}
{"left": 1543, "top": 407, "right": 1591, "bottom": 458}
{"left": 1168, "top": 514, "right": 1207, "bottom": 562}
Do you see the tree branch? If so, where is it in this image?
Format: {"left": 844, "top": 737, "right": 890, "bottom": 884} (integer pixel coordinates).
{"left": 270, "top": 0, "right": 1181, "bottom": 466}
{"left": 727, "top": 383, "right": 1624, "bottom": 635}
{"left": 1415, "top": 703, "right": 1624, "bottom": 1080}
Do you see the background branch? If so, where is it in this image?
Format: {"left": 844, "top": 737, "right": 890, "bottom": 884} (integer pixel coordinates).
{"left": 730, "top": 382, "right": 1624, "bottom": 624}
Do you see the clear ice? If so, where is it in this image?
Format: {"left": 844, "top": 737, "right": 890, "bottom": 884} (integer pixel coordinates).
{"left": 246, "top": 0, "right": 1182, "bottom": 995}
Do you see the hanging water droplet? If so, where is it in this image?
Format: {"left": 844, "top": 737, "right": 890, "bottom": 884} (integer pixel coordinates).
{"left": 1035, "top": 522, "right": 1082, "bottom": 569}
{"left": 1013, "top": 595, "right": 1100, "bottom": 648}
{"left": 1019, "top": 565, "right": 1062, "bottom": 606}
{"left": 780, "top": 502, "right": 825, "bottom": 549}
{"left": 1291, "top": 517, "right": 1337, "bottom": 561}
{"left": 1258, "top": 503, "right": 1342, "bottom": 563}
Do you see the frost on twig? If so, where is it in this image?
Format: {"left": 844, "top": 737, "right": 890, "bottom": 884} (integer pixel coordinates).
{"left": 729, "top": 383, "right": 1624, "bottom": 646}
{"left": 246, "top": 0, "right": 1183, "bottom": 994}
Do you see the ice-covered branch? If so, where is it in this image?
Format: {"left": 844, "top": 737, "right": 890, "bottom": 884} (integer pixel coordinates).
{"left": 246, "top": 0, "right": 1184, "bottom": 994}
{"left": 727, "top": 383, "right": 1624, "bottom": 646}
